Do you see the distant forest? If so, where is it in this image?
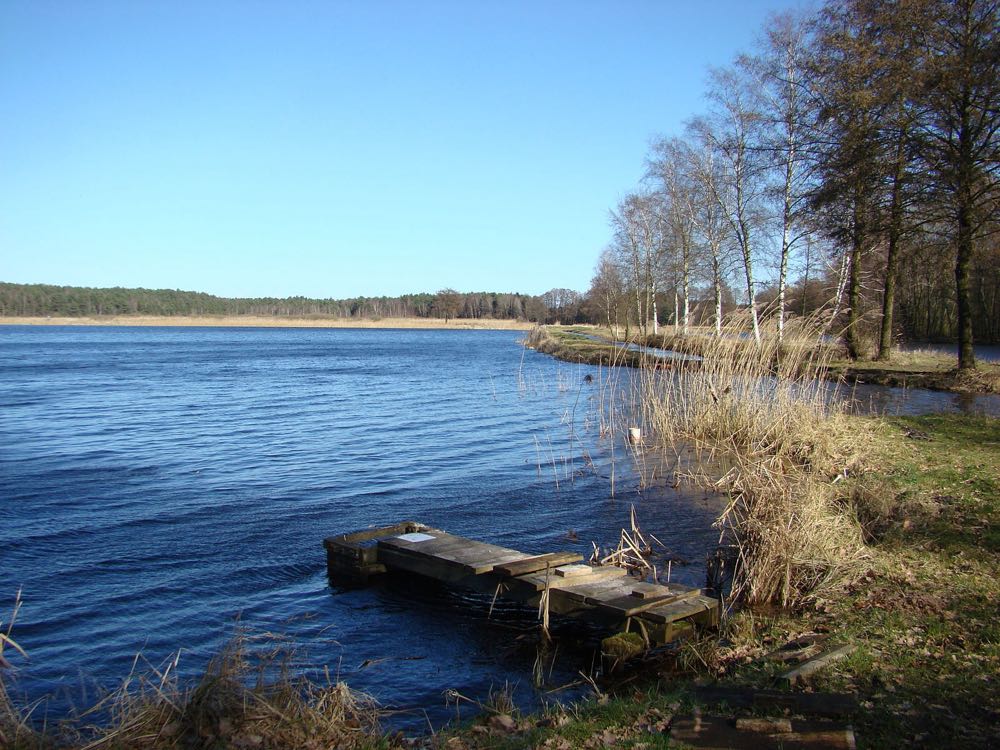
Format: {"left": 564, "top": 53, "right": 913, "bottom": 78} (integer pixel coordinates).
{"left": 2, "top": 275, "right": 998, "bottom": 345}
{"left": 0, "top": 282, "right": 559, "bottom": 323}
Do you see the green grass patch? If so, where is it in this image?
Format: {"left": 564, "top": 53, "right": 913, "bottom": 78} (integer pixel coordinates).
{"left": 523, "top": 326, "right": 647, "bottom": 368}
{"left": 714, "top": 414, "right": 1000, "bottom": 748}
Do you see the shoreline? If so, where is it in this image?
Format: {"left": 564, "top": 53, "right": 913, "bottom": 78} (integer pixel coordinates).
{"left": 528, "top": 325, "right": 1000, "bottom": 395}
{"left": 0, "top": 315, "right": 534, "bottom": 331}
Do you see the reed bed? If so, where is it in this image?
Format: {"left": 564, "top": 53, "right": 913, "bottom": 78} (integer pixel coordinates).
{"left": 0, "top": 623, "right": 382, "bottom": 750}
{"left": 625, "top": 315, "right": 872, "bottom": 606}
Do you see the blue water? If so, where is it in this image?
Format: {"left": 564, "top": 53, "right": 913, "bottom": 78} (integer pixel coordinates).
{"left": 0, "top": 326, "right": 723, "bottom": 731}
{"left": 2, "top": 326, "right": 996, "bottom": 733}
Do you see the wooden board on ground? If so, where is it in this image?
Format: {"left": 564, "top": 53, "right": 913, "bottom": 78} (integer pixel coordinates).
{"left": 671, "top": 714, "right": 857, "bottom": 749}
{"left": 691, "top": 686, "right": 858, "bottom": 719}
{"left": 780, "top": 645, "right": 855, "bottom": 687}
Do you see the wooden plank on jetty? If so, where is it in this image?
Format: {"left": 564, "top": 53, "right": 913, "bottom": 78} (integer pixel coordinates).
{"left": 493, "top": 552, "right": 583, "bottom": 577}
{"left": 377, "top": 531, "right": 532, "bottom": 581}
{"left": 324, "top": 522, "right": 720, "bottom": 648}
{"left": 596, "top": 589, "right": 694, "bottom": 617}
{"left": 515, "top": 564, "right": 627, "bottom": 592}
{"left": 644, "top": 594, "right": 719, "bottom": 625}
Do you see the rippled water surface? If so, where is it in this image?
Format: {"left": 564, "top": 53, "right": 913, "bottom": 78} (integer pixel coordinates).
{"left": 0, "top": 326, "right": 727, "bottom": 729}
{"left": 4, "top": 325, "right": 996, "bottom": 730}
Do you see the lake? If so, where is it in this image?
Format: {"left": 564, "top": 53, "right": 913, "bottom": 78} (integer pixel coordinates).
{"left": 1, "top": 325, "right": 997, "bottom": 731}
{"left": 0, "top": 326, "right": 724, "bottom": 730}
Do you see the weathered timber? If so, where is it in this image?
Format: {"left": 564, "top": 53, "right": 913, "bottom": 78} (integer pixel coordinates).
{"left": 515, "top": 564, "right": 627, "bottom": 592}
{"left": 644, "top": 594, "right": 720, "bottom": 626}
{"left": 377, "top": 545, "right": 529, "bottom": 584}
{"left": 691, "top": 686, "right": 859, "bottom": 719}
{"left": 324, "top": 521, "right": 427, "bottom": 583}
{"left": 378, "top": 531, "right": 530, "bottom": 577}
{"left": 553, "top": 563, "right": 598, "bottom": 578}
{"left": 780, "top": 645, "right": 856, "bottom": 687}
{"left": 671, "top": 714, "right": 857, "bottom": 749}
{"left": 555, "top": 578, "right": 634, "bottom": 605}
{"left": 324, "top": 522, "right": 720, "bottom": 648}
{"left": 735, "top": 717, "right": 793, "bottom": 733}
{"left": 595, "top": 587, "right": 697, "bottom": 617}
{"left": 493, "top": 552, "right": 583, "bottom": 577}
{"left": 630, "top": 580, "right": 676, "bottom": 598}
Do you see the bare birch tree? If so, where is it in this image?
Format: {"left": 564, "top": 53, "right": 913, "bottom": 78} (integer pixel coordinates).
{"left": 649, "top": 138, "right": 699, "bottom": 335}
{"left": 748, "top": 11, "right": 815, "bottom": 340}
{"left": 692, "top": 66, "right": 768, "bottom": 344}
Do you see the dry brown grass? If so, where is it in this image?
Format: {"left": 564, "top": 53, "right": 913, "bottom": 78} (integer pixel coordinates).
{"left": 629, "top": 315, "right": 872, "bottom": 606}
{"left": 2, "top": 591, "right": 49, "bottom": 749}
{"left": 1, "top": 315, "right": 533, "bottom": 330}
{"left": 882, "top": 346, "right": 957, "bottom": 369}
{"left": 1, "top": 625, "right": 383, "bottom": 750}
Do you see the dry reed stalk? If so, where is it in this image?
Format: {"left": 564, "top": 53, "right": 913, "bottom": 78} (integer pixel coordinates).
{"left": 538, "top": 565, "right": 552, "bottom": 642}
{"left": 590, "top": 505, "right": 664, "bottom": 574}
{"left": 1, "top": 590, "right": 49, "bottom": 750}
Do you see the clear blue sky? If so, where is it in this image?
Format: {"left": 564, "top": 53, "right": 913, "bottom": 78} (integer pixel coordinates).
{"left": 1, "top": 0, "right": 804, "bottom": 299}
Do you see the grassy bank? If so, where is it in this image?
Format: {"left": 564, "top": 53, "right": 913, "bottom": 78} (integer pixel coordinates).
{"left": 0, "top": 315, "right": 534, "bottom": 330}
{"left": 828, "top": 356, "right": 1000, "bottom": 393}
{"left": 420, "top": 421, "right": 999, "bottom": 750}
{"left": 511, "top": 320, "right": 998, "bottom": 748}
{"left": 522, "top": 326, "right": 646, "bottom": 367}
{"left": 1, "top": 631, "right": 390, "bottom": 750}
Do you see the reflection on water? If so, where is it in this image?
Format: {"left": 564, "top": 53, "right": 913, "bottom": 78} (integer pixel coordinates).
{"left": 898, "top": 342, "right": 1000, "bottom": 363}
{"left": 846, "top": 381, "right": 1000, "bottom": 416}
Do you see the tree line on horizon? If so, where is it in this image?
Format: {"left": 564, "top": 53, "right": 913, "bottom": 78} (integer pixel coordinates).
{"left": 579, "top": 0, "right": 999, "bottom": 361}
{"left": 0, "top": 281, "right": 559, "bottom": 323}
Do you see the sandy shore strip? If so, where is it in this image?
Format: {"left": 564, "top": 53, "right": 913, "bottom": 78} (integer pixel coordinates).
{"left": 0, "top": 315, "right": 535, "bottom": 330}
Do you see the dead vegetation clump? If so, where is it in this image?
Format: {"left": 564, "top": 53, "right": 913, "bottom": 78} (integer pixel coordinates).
{"left": 635, "top": 315, "right": 873, "bottom": 606}
{"left": 1, "top": 591, "right": 48, "bottom": 750}
{"left": 1, "top": 624, "right": 382, "bottom": 750}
